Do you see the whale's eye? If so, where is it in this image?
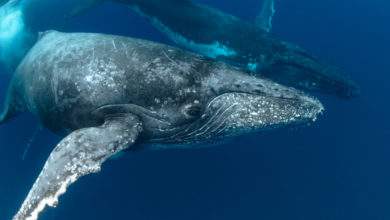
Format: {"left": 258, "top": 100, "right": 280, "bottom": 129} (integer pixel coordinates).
{"left": 183, "top": 104, "right": 202, "bottom": 118}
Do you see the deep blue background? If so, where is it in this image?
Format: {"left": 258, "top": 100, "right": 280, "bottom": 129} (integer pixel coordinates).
{"left": 1, "top": 0, "right": 389, "bottom": 219}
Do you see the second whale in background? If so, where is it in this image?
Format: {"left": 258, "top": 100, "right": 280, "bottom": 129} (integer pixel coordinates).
{"left": 111, "top": 0, "right": 360, "bottom": 99}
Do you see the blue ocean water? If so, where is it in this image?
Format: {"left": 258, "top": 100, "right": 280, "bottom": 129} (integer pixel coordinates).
{"left": 0, "top": 0, "right": 389, "bottom": 219}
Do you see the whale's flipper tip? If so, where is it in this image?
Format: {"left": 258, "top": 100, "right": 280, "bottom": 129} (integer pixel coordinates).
{"left": 255, "top": 0, "right": 275, "bottom": 32}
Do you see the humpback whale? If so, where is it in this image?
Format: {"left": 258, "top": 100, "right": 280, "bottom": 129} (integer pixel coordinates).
{"left": 0, "top": 31, "right": 323, "bottom": 219}
{"left": 112, "top": 0, "right": 359, "bottom": 98}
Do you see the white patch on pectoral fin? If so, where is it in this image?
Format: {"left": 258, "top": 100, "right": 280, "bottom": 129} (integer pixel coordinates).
{"left": 13, "top": 114, "right": 142, "bottom": 220}
{"left": 255, "top": 0, "right": 275, "bottom": 32}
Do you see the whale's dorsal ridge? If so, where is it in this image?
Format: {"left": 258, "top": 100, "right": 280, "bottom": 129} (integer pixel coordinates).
{"left": 255, "top": 0, "right": 275, "bottom": 32}
{"left": 37, "top": 30, "right": 58, "bottom": 40}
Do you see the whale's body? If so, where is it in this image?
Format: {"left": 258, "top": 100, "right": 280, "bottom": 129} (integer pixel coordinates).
{"left": 0, "top": 31, "right": 323, "bottom": 219}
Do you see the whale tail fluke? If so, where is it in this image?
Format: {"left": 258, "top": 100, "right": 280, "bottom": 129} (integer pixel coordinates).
{"left": 255, "top": 0, "right": 275, "bottom": 32}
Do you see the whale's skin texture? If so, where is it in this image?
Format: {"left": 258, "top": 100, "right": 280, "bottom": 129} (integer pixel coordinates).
{"left": 1, "top": 31, "right": 323, "bottom": 220}
{"left": 114, "top": 0, "right": 359, "bottom": 98}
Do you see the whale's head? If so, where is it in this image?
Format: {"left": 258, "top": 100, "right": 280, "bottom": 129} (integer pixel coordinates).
{"left": 155, "top": 63, "right": 324, "bottom": 145}
{"left": 259, "top": 40, "right": 360, "bottom": 99}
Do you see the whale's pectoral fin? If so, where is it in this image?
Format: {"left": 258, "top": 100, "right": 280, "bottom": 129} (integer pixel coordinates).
{"left": 255, "top": 0, "right": 275, "bottom": 32}
{"left": 13, "top": 114, "right": 142, "bottom": 220}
